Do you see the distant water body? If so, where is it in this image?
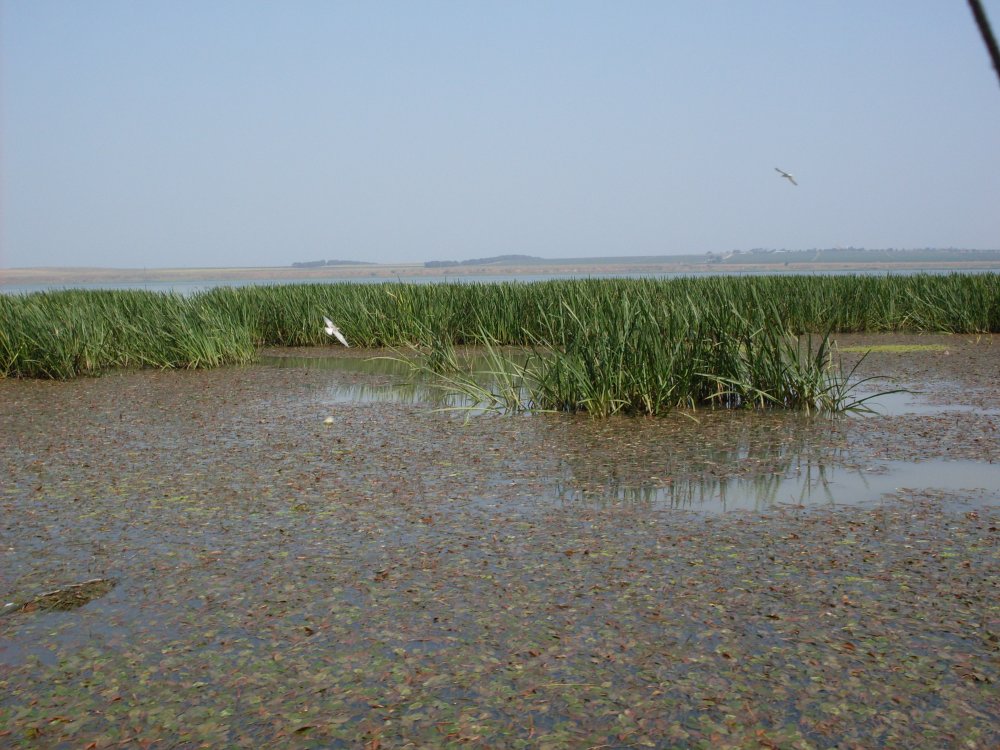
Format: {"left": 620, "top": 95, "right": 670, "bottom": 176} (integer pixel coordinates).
{"left": 1, "top": 267, "right": 994, "bottom": 296}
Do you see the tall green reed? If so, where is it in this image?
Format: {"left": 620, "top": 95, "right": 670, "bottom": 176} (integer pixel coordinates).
{"left": 396, "top": 288, "right": 893, "bottom": 416}
{"left": 2, "top": 273, "right": 996, "bottom": 390}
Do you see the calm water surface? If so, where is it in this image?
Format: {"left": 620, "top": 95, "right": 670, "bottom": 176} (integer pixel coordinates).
{"left": 4, "top": 267, "right": 993, "bottom": 296}
{"left": 260, "top": 352, "right": 1000, "bottom": 514}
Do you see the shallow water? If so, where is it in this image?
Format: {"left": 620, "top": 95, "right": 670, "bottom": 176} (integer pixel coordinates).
{"left": 2, "top": 338, "right": 998, "bottom": 748}
{"left": 263, "top": 345, "right": 998, "bottom": 416}
{"left": 550, "top": 459, "right": 1000, "bottom": 513}
{"left": 858, "top": 387, "right": 1000, "bottom": 416}
{"left": 262, "top": 352, "right": 447, "bottom": 406}
{"left": 259, "top": 349, "right": 1000, "bottom": 515}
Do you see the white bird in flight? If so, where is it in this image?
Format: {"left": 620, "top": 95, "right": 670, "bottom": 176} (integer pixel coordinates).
{"left": 323, "top": 316, "right": 350, "bottom": 347}
{"left": 775, "top": 167, "right": 798, "bottom": 186}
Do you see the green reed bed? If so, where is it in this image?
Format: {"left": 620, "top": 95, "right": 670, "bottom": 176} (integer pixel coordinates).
{"left": 0, "top": 289, "right": 256, "bottom": 380}
{"left": 408, "top": 297, "right": 879, "bottom": 416}
{"left": 1, "top": 274, "right": 996, "bottom": 413}
{"left": 195, "top": 280, "right": 537, "bottom": 348}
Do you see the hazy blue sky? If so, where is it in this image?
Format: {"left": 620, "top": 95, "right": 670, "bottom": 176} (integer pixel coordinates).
{"left": 2, "top": 1, "right": 999, "bottom": 269}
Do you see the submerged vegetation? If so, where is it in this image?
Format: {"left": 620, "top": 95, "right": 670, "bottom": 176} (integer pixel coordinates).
{"left": 1, "top": 273, "right": 996, "bottom": 413}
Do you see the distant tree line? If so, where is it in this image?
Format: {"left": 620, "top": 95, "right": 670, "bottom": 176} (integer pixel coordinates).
{"left": 424, "top": 254, "right": 542, "bottom": 268}
{"left": 290, "top": 260, "right": 376, "bottom": 268}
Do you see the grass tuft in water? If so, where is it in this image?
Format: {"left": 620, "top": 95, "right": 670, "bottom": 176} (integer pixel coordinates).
{"left": 2, "top": 274, "right": 995, "bottom": 397}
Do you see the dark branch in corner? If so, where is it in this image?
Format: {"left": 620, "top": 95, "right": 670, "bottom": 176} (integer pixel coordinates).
{"left": 968, "top": 0, "right": 1000, "bottom": 88}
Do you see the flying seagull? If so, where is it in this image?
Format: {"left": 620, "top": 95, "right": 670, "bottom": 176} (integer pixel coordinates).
{"left": 775, "top": 167, "right": 798, "bottom": 186}
{"left": 323, "top": 316, "right": 350, "bottom": 347}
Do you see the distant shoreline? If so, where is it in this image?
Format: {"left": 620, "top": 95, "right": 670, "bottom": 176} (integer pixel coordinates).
{"left": 3, "top": 259, "right": 1000, "bottom": 287}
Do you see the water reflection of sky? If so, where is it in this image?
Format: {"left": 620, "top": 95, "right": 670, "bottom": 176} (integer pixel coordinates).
{"left": 262, "top": 352, "right": 1000, "bottom": 515}
{"left": 551, "top": 460, "right": 1000, "bottom": 514}
{"left": 264, "top": 351, "right": 1000, "bottom": 417}
{"left": 263, "top": 352, "right": 519, "bottom": 411}
{"left": 859, "top": 388, "right": 1000, "bottom": 416}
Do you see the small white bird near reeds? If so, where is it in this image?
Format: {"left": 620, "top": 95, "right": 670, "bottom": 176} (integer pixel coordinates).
{"left": 323, "top": 316, "right": 350, "bottom": 347}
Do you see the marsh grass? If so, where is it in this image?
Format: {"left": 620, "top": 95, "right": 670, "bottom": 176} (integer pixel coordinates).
{"left": 381, "top": 335, "right": 538, "bottom": 415}
{"left": 1, "top": 274, "right": 995, "bottom": 414}
{"left": 400, "top": 302, "right": 890, "bottom": 416}
{"left": 0, "top": 290, "right": 257, "bottom": 378}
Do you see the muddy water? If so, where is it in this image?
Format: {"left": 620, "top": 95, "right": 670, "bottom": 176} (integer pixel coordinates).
{"left": 1, "top": 333, "right": 997, "bottom": 748}
{"left": 258, "top": 337, "right": 1000, "bottom": 513}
